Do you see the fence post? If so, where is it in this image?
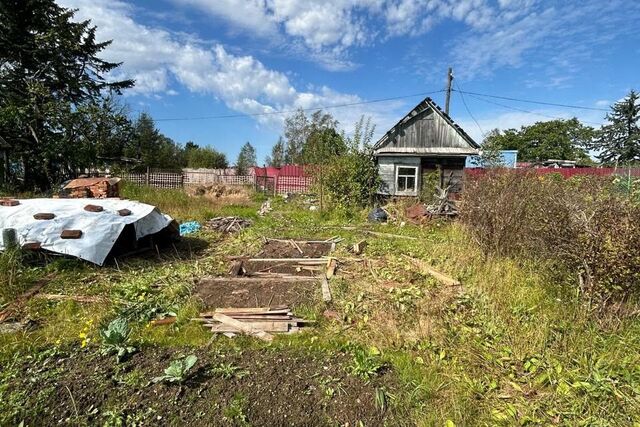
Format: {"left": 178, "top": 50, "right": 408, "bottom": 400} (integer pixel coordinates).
{"left": 145, "top": 166, "right": 150, "bottom": 186}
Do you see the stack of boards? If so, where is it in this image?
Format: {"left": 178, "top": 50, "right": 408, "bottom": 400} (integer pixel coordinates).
{"left": 194, "top": 306, "right": 311, "bottom": 341}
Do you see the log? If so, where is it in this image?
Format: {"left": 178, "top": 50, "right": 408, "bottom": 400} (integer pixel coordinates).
{"left": 211, "top": 313, "right": 274, "bottom": 342}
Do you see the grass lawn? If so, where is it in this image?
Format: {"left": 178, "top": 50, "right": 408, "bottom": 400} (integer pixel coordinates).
{"left": 1, "top": 184, "right": 639, "bottom": 426}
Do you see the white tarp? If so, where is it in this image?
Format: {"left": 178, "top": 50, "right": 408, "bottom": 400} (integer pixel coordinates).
{"left": 0, "top": 198, "right": 174, "bottom": 265}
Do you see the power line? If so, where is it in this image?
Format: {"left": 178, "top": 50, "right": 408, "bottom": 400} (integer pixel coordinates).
{"left": 454, "top": 81, "right": 485, "bottom": 138}
{"left": 452, "top": 89, "right": 609, "bottom": 112}
{"left": 464, "top": 93, "right": 604, "bottom": 126}
{"left": 153, "top": 90, "right": 446, "bottom": 122}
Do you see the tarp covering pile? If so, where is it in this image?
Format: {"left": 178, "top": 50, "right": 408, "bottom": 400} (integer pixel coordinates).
{"left": 0, "top": 198, "right": 175, "bottom": 265}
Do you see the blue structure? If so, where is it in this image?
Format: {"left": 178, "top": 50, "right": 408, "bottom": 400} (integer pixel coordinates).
{"left": 465, "top": 150, "right": 518, "bottom": 168}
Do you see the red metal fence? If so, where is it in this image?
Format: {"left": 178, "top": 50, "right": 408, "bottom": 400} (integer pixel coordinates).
{"left": 465, "top": 167, "right": 640, "bottom": 179}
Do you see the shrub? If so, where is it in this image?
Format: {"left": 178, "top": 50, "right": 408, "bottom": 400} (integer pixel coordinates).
{"left": 322, "top": 148, "right": 381, "bottom": 208}
{"left": 460, "top": 171, "right": 640, "bottom": 301}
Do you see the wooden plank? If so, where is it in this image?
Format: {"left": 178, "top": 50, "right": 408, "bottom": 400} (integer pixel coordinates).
{"left": 199, "top": 276, "right": 316, "bottom": 284}
{"left": 211, "top": 313, "right": 274, "bottom": 342}
{"left": 363, "top": 230, "right": 418, "bottom": 240}
{"left": 210, "top": 322, "right": 290, "bottom": 333}
{"left": 353, "top": 240, "right": 367, "bottom": 255}
{"left": 32, "top": 294, "right": 106, "bottom": 303}
{"left": 228, "top": 257, "right": 329, "bottom": 264}
{"left": 326, "top": 259, "right": 337, "bottom": 280}
{"left": 405, "top": 256, "right": 461, "bottom": 287}
{"left": 321, "top": 276, "right": 332, "bottom": 302}
{"left": 201, "top": 307, "right": 289, "bottom": 316}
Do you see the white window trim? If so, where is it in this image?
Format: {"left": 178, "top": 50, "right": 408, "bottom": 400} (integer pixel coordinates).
{"left": 395, "top": 165, "right": 419, "bottom": 195}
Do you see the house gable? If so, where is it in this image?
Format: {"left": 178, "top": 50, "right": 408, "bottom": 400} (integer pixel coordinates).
{"left": 373, "top": 98, "right": 479, "bottom": 156}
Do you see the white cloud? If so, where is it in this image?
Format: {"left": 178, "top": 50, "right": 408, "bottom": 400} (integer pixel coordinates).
{"left": 57, "top": 0, "right": 404, "bottom": 132}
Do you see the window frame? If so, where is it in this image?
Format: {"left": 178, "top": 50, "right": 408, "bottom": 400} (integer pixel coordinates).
{"left": 395, "top": 165, "right": 419, "bottom": 195}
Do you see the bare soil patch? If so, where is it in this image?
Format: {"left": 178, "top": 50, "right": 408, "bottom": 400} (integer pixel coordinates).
{"left": 195, "top": 278, "right": 320, "bottom": 308}
{"left": 3, "top": 346, "right": 402, "bottom": 426}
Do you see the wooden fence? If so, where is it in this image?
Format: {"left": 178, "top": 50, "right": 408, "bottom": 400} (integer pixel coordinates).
{"left": 121, "top": 170, "right": 313, "bottom": 194}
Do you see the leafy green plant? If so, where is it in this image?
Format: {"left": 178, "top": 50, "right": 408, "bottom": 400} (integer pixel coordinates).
{"left": 348, "top": 347, "right": 385, "bottom": 380}
{"left": 223, "top": 394, "right": 249, "bottom": 426}
{"left": 99, "top": 318, "right": 136, "bottom": 362}
{"left": 209, "top": 362, "right": 248, "bottom": 380}
{"left": 388, "top": 286, "right": 424, "bottom": 313}
{"left": 153, "top": 355, "right": 198, "bottom": 383}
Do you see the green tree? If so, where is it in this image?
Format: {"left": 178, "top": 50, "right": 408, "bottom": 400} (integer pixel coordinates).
{"left": 323, "top": 116, "right": 380, "bottom": 208}
{"left": 484, "top": 119, "right": 594, "bottom": 163}
{"left": 124, "top": 113, "right": 183, "bottom": 170}
{"left": 589, "top": 90, "right": 640, "bottom": 164}
{"left": 236, "top": 142, "right": 256, "bottom": 175}
{"left": 0, "top": 0, "right": 133, "bottom": 189}
{"left": 283, "top": 109, "right": 338, "bottom": 164}
{"left": 186, "top": 146, "right": 228, "bottom": 169}
{"left": 266, "top": 136, "right": 285, "bottom": 167}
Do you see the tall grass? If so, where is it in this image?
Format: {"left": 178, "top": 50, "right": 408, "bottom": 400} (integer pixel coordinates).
{"left": 120, "top": 182, "right": 258, "bottom": 222}
{"left": 0, "top": 249, "right": 27, "bottom": 304}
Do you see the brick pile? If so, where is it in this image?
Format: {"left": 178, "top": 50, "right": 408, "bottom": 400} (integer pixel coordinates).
{"left": 62, "top": 178, "right": 120, "bottom": 198}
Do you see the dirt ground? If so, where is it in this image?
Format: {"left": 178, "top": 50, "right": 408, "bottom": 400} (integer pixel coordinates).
{"left": 3, "top": 346, "right": 401, "bottom": 426}
{"left": 195, "top": 278, "right": 321, "bottom": 308}
{"left": 256, "top": 240, "right": 333, "bottom": 258}
{"left": 195, "top": 239, "right": 333, "bottom": 308}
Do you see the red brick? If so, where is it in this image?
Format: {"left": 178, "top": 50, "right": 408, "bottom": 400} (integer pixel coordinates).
{"left": 34, "top": 213, "right": 55, "bottom": 220}
{"left": 0, "top": 199, "right": 19, "bottom": 207}
{"left": 22, "top": 242, "right": 42, "bottom": 250}
{"left": 60, "top": 230, "right": 82, "bottom": 239}
{"left": 84, "top": 204, "right": 103, "bottom": 212}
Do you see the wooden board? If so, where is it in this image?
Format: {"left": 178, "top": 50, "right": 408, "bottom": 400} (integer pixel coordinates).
{"left": 211, "top": 313, "right": 274, "bottom": 342}
{"left": 321, "top": 277, "right": 332, "bottom": 302}
{"left": 210, "top": 322, "right": 290, "bottom": 333}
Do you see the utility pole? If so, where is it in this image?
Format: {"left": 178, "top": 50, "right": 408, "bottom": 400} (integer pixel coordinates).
{"left": 445, "top": 67, "right": 453, "bottom": 115}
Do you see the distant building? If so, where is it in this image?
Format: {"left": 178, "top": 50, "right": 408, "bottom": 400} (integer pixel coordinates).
{"left": 373, "top": 97, "right": 479, "bottom": 195}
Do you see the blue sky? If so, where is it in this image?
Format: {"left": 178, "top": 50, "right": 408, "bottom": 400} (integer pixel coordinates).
{"left": 59, "top": 0, "right": 640, "bottom": 164}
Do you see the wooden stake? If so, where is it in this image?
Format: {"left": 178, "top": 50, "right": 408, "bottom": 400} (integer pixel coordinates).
{"left": 321, "top": 277, "right": 332, "bottom": 302}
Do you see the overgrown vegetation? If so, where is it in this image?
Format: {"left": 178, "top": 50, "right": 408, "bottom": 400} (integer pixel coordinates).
{"left": 2, "top": 185, "right": 640, "bottom": 426}
{"left": 462, "top": 171, "right": 640, "bottom": 301}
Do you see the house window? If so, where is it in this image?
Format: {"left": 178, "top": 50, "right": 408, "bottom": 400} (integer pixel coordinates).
{"left": 396, "top": 166, "right": 418, "bottom": 194}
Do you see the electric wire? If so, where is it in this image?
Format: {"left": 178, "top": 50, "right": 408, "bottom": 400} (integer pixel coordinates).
{"left": 153, "top": 89, "right": 446, "bottom": 122}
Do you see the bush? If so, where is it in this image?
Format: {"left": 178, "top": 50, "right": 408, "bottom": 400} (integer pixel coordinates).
{"left": 322, "top": 149, "right": 381, "bottom": 208}
{"left": 460, "top": 171, "right": 640, "bottom": 301}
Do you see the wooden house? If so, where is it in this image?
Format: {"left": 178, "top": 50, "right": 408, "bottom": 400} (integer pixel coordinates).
{"left": 373, "top": 97, "right": 479, "bottom": 196}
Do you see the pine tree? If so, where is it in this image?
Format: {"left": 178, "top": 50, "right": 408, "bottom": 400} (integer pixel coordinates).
{"left": 236, "top": 142, "right": 256, "bottom": 175}
{"left": 0, "top": 0, "right": 133, "bottom": 189}
{"left": 592, "top": 90, "right": 640, "bottom": 164}
{"left": 266, "top": 137, "right": 285, "bottom": 167}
